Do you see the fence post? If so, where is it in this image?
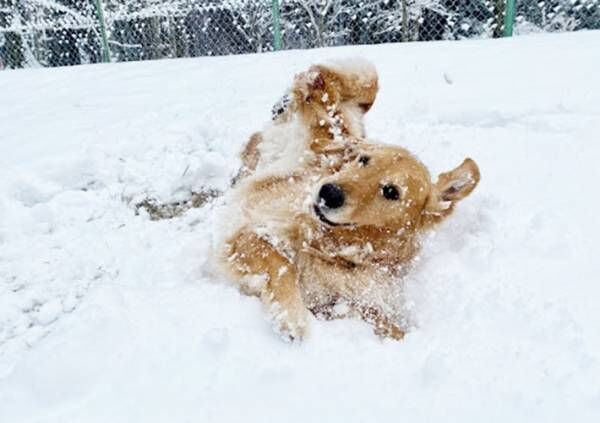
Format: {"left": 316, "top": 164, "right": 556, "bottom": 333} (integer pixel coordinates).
{"left": 271, "top": 0, "right": 282, "bottom": 51}
{"left": 93, "top": 0, "right": 111, "bottom": 62}
{"left": 503, "top": 0, "right": 516, "bottom": 37}
{"left": 401, "top": 0, "right": 408, "bottom": 42}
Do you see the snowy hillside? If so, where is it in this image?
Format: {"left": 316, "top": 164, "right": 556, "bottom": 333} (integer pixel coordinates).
{"left": 1, "top": 31, "right": 600, "bottom": 422}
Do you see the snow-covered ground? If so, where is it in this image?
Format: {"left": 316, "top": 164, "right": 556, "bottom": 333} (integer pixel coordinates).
{"left": 1, "top": 31, "right": 599, "bottom": 422}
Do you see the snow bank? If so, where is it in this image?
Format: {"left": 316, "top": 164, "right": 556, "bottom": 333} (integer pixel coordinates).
{"left": 1, "top": 31, "right": 599, "bottom": 422}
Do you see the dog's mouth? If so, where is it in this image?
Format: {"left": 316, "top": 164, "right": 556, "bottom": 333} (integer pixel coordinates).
{"left": 313, "top": 204, "right": 351, "bottom": 227}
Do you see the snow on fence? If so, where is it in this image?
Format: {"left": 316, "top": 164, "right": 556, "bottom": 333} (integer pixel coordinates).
{"left": 0, "top": 0, "right": 598, "bottom": 70}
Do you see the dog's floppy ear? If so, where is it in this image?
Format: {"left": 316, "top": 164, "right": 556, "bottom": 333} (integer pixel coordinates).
{"left": 421, "top": 158, "right": 480, "bottom": 227}
{"left": 436, "top": 158, "right": 480, "bottom": 202}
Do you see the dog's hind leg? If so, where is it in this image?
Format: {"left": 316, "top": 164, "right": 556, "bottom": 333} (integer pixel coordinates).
{"left": 355, "top": 304, "right": 405, "bottom": 341}
{"left": 290, "top": 63, "right": 378, "bottom": 151}
{"left": 226, "top": 230, "right": 308, "bottom": 341}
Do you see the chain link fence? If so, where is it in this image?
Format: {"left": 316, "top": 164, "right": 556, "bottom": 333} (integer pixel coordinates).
{"left": 1, "top": 1, "right": 598, "bottom": 70}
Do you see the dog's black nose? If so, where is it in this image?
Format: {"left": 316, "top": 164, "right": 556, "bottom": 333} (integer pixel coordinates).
{"left": 318, "top": 183, "right": 345, "bottom": 209}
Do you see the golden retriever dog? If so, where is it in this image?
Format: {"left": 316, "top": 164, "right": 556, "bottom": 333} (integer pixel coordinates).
{"left": 220, "top": 60, "right": 480, "bottom": 342}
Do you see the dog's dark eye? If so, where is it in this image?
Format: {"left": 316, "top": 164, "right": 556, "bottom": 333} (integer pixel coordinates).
{"left": 381, "top": 184, "right": 400, "bottom": 201}
{"left": 358, "top": 155, "right": 370, "bottom": 166}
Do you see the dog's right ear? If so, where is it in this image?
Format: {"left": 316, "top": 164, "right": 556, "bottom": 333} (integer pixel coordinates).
{"left": 421, "top": 158, "right": 480, "bottom": 227}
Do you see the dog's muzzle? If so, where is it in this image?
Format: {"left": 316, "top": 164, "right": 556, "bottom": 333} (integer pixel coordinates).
{"left": 313, "top": 204, "right": 341, "bottom": 226}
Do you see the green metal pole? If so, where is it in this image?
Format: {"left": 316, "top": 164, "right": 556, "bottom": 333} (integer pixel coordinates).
{"left": 93, "top": 0, "right": 111, "bottom": 62}
{"left": 271, "top": 0, "right": 282, "bottom": 51}
{"left": 503, "top": 0, "right": 516, "bottom": 37}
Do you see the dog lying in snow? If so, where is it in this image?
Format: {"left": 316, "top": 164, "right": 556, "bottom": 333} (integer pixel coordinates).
{"left": 220, "top": 60, "right": 480, "bottom": 341}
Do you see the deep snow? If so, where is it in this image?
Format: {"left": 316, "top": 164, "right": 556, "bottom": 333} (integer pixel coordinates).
{"left": 1, "top": 31, "right": 600, "bottom": 422}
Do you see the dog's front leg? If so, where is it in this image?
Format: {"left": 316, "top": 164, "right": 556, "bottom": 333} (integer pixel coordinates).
{"left": 261, "top": 265, "right": 308, "bottom": 342}
{"left": 227, "top": 230, "right": 308, "bottom": 341}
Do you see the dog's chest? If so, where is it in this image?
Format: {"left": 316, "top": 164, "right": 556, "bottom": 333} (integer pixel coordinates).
{"left": 295, "top": 252, "right": 396, "bottom": 311}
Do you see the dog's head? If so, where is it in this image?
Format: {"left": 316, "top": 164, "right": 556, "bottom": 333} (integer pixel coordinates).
{"left": 313, "top": 144, "right": 480, "bottom": 232}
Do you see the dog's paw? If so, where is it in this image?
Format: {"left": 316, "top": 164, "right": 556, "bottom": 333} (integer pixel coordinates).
{"left": 269, "top": 302, "right": 308, "bottom": 342}
{"left": 293, "top": 68, "right": 325, "bottom": 103}
{"left": 271, "top": 92, "right": 295, "bottom": 122}
{"left": 275, "top": 318, "right": 307, "bottom": 343}
{"left": 373, "top": 322, "right": 405, "bottom": 341}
